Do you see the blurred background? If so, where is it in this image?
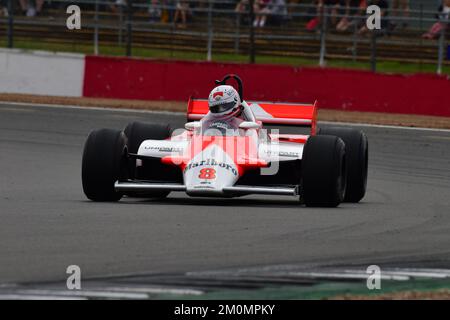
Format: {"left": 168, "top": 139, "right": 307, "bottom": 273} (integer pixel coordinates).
{"left": 0, "top": 0, "right": 449, "bottom": 74}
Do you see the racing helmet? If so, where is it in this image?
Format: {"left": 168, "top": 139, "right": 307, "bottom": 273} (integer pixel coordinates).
{"left": 207, "top": 85, "right": 241, "bottom": 118}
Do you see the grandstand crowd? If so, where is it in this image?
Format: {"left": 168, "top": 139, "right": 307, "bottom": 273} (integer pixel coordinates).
{"left": 0, "top": 0, "right": 449, "bottom": 39}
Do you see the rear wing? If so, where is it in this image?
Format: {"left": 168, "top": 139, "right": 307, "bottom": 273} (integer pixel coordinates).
{"left": 187, "top": 98, "right": 318, "bottom": 134}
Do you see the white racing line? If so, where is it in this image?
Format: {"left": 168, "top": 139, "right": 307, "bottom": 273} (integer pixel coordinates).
{"left": 284, "top": 269, "right": 450, "bottom": 281}
{"left": 0, "top": 294, "right": 85, "bottom": 300}
{"left": 0, "top": 101, "right": 185, "bottom": 116}
{"left": 15, "top": 289, "right": 149, "bottom": 299}
{"left": 1, "top": 100, "right": 450, "bottom": 133}
{"left": 0, "top": 287, "right": 203, "bottom": 300}
{"left": 320, "top": 120, "right": 450, "bottom": 133}
{"left": 188, "top": 267, "right": 450, "bottom": 282}
{"left": 103, "top": 286, "right": 204, "bottom": 296}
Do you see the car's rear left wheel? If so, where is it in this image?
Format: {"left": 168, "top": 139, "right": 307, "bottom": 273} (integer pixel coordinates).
{"left": 124, "top": 121, "right": 173, "bottom": 198}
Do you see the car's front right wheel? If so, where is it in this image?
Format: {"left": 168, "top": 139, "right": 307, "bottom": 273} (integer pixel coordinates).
{"left": 318, "top": 127, "right": 368, "bottom": 203}
{"left": 82, "top": 129, "right": 127, "bottom": 202}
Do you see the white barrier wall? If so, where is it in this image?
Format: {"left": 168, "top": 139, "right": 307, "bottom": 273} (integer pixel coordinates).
{"left": 0, "top": 49, "right": 84, "bottom": 97}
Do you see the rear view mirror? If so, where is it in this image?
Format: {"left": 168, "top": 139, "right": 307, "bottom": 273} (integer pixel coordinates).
{"left": 185, "top": 121, "right": 201, "bottom": 131}
{"left": 239, "top": 121, "right": 261, "bottom": 130}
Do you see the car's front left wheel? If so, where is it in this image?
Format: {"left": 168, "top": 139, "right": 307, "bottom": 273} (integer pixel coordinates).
{"left": 301, "top": 135, "right": 347, "bottom": 207}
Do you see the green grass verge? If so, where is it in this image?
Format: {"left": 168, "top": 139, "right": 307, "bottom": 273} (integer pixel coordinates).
{"left": 156, "top": 278, "right": 450, "bottom": 300}
{"left": 2, "top": 37, "right": 449, "bottom": 75}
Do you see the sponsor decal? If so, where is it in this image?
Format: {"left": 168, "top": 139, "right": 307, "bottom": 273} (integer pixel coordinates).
{"left": 213, "top": 91, "right": 223, "bottom": 99}
{"left": 278, "top": 151, "right": 300, "bottom": 158}
{"left": 185, "top": 158, "right": 238, "bottom": 176}
{"left": 144, "top": 146, "right": 183, "bottom": 153}
{"left": 265, "top": 150, "right": 300, "bottom": 158}
{"left": 193, "top": 185, "right": 215, "bottom": 189}
{"left": 208, "top": 120, "right": 233, "bottom": 131}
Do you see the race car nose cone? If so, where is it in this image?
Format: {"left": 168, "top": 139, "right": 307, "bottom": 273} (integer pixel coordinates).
{"left": 184, "top": 145, "right": 239, "bottom": 196}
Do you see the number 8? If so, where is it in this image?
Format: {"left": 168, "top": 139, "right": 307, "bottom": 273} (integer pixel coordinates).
{"left": 199, "top": 168, "right": 216, "bottom": 179}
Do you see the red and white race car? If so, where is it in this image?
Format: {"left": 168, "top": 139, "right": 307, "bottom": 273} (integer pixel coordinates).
{"left": 82, "top": 75, "right": 368, "bottom": 207}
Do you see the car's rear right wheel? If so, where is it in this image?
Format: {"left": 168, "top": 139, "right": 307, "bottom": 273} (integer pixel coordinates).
{"left": 319, "top": 127, "right": 368, "bottom": 203}
{"left": 301, "top": 135, "right": 346, "bottom": 207}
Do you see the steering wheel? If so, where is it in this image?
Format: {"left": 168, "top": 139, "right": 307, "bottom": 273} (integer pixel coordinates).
{"left": 214, "top": 74, "right": 244, "bottom": 102}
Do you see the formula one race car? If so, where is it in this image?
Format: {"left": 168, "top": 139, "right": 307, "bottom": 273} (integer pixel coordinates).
{"left": 82, "top": 74, "right": 368, "bottom": 207}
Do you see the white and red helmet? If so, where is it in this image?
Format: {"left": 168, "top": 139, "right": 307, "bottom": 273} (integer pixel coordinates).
{"left": 208, "top": 85, "right": 241, "bottom": 118}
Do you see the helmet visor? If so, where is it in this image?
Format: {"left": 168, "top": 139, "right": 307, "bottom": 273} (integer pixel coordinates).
{"left": 209, "top": 101, "right": 236, "bottom": 114}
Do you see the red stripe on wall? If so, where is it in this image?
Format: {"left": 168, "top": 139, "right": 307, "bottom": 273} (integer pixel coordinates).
{"left": 83, "top": 56, "right": 450, "bottom": 117}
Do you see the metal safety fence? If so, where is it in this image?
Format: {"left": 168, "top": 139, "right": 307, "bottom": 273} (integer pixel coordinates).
{"left": 0, "top": 0, "right": 449, "bottom": 73}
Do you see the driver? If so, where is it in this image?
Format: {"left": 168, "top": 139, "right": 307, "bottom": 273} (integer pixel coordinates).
{"left": 201, "top": 85, "right": 244, "bottom": 135}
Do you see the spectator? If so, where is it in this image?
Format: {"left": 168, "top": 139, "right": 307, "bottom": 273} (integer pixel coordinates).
{"left": 235, "top": 0, "right": 250, "bottom": 25}
{"left": 253, "top": 0, "right": 271, "bottom": 27}
{"left": 422, "top": 0, "right": 450, "bottom": 39}
{"left": 110, "top": 0, "right": 127, "bottom": 13}
{"left": 321, "top": 0, "right": 342, "bottom": 26}
{"left": 357, "top": 0, "right": 389, "bottom": 35}
{"left": 391, "top": 0, "right": 410, "bottom": 29}
{"left": 336, "top": 0, "right": 367, "bottom": 32}
{"left": 306, "top": 0, "right": 341, "bottom": 31}
{"left": 235, "top": 0, "right": 249, "bottom": 14}
{"left": 267, "top": 0, "right": 288, "bottom": 26}
{"left": 174, "top": 0, "right": 189, "bottom": 27}
{"left": 0, "top": 0, "right": 7, "bottom": 17}
{"left": 160, "top": 0, "right": 174, "bottom": 23}
{"left": 19, "top": 0, "right": 44, "bottom": 16}
{"left": 148, "top": 0, "right": 162, "bottom": 22}
{"left": 253, "top": 0, "right": 287, "bottom": 27}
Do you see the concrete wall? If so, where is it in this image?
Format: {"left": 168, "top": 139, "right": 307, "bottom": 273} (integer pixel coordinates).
{"left": 0, "top": 49, "right": 84, "bottom": 97}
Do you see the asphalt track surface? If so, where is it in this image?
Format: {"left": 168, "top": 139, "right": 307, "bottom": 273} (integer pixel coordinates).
{"left": 1, "top": 103, "right": 450, "bottom": 286}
